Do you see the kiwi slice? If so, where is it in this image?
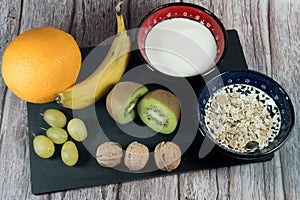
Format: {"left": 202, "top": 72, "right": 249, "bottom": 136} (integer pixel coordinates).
{"left": 137, "top": 89, "right": 181, "bottom": 134}
{"left": 106, "top": 81, "right": 148, "bottom": 124}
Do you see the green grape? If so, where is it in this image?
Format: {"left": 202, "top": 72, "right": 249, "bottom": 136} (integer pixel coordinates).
{"left": 42, "top": 109, "right": 67, "bottom": 128}
{"left": 33, "top": 135, "right": 55, "bottom": 158}
{"left": 67, "top": 118, "right": 88, "bottom": 142}
{"left": 46, "top": 127, "right": 68, "bottom": 144}
{"left": 61, "top": 141, "right": 79, "bottom": 166}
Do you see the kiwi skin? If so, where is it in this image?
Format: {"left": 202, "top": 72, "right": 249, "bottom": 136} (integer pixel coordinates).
{"left": 106, "top": 81, "right": 148, "bottom": 124}
{"left": 137, "top": 89, "right": 181, "bottom": 134}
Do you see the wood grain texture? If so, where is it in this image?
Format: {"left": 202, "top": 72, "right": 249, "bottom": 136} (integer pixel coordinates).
{"left": 269, "top": 0, "right": 300, "bottom": 199}
{"left": 179, "top": 168, "right": 230, "bottom": 200}
{"left": 119, "top": 176, "right": 178, "bottom": 200}
{"left": 0, "top": 1, "right": 45, "bottom": 200}
{"left": 19, "top": 0, "right": 74, "bottom": 33}
{"left": 0, "top": 90, "right": 47, "bottom": 200}
{"left": 0, "top": 0, "right": 299, "bottom": 199}
{"left": 50, "top": 185, "right": 118, "bottom": 200}
{"left": 70, "top": 0, "right": 119, "bottom": 47}
{"left": 179, "top": 1, "right": 284, "bottom": 200}
{"left": 0, "top": 0, "right": 118, "bottom": 200}
{"left": 117, "top": 1, "right": 181, "bottom": 199}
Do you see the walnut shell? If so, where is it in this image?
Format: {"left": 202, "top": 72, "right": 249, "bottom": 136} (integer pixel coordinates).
{"left": 124, "top": 141, "right": 149, "bottom": 171}
{"left": 154, "top": 142, "right": 181, "bottom": 172}
{"left": 96, "top": 142, "right": 123, "bottom": 168}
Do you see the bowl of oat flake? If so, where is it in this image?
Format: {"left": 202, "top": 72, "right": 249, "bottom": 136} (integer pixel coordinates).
{"left": 198, "top": 70, "right": 294, "bottom": 159}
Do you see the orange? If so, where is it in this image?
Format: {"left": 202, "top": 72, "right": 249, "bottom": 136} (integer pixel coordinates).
{"left": 2, "top": 27, "right": 81, "bottom": 103}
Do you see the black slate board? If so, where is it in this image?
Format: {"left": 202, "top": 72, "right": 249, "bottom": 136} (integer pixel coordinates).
{"left": 27, "top": 30, "right": 273, "bottom": 195}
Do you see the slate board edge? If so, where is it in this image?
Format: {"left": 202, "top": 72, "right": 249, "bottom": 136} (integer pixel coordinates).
{"left": 27, "top": 29, "right": 274, "bottom": 195}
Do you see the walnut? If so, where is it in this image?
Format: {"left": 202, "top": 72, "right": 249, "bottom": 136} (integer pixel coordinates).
{"left": 154, "top": 142, "right": 181, "bottom": 172}
{"left": 96, "top": 142, "right": 123, "bottom": 168}
{"left": 124, "top": 141, "right": 149, "bottom": 171}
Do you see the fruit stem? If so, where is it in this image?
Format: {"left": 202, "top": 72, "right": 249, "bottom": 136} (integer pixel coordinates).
{"left": 55, "top": 94, "right": 63, "bottom": 106}
{"left": 116, "top": 1, "right": 126, "bottom": 33}
{"left": 116, "top": 1, "right": 123, "bottom": 16}
{"left": 40, "top": 127, "right": 47, "bottom": 131}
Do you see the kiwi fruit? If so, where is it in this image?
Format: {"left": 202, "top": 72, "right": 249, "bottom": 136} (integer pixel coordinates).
{"left": 137, "top": 89, "right": 181, "bottom": 134}
{"left": 106, "top": 81, "right": 148, "bottom": 124}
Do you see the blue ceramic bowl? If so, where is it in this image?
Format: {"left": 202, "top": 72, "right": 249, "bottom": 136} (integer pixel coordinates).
{"left": 198, "top": 70, "right": 294, "bottom": 159}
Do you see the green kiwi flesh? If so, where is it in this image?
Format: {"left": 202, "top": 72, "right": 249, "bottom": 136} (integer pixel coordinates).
{"left": 137, "top": 89, "right": 181, "bottom": 134}
{"left": 106, "top": 81, "right": 148, "bottom": 124}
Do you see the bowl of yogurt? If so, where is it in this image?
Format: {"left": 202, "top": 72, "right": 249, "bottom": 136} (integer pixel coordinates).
{"left": 137, "top": 3, "right": 227, "bottom": 77}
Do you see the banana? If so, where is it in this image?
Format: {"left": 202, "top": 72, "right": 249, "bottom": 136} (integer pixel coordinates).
{"left": 56, "top": 1, "right": 131, "bottom": 109}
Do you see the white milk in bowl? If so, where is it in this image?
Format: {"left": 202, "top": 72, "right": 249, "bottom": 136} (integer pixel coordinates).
{"left": 144, "top": 18, "right": 217, "bottom": 77}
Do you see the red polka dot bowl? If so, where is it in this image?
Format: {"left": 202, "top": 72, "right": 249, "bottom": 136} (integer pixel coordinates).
{"left": 137, "top": 3, "right": 227, "bottom": 77}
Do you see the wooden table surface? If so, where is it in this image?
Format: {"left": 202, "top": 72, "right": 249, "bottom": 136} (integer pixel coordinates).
{"left": 0, "top": 0, "right": 299, "bottom": 199}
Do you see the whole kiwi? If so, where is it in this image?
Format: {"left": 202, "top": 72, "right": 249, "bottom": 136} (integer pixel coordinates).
{"left": 106, "top": 81, "right": 148, "bottom": 124}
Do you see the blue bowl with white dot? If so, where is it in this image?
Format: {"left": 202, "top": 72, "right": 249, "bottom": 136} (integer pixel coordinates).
{"left": 198, "top": 70, "right": 294, "bottom": 159}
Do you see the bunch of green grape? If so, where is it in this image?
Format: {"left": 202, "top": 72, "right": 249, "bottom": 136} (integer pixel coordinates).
{"left": 33, "top": 109, "right": 88, "bottom": 166}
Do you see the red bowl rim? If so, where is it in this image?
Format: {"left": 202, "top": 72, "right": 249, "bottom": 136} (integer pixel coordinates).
{"left": 136, "top": 2, "right": 228, "bottom": 77}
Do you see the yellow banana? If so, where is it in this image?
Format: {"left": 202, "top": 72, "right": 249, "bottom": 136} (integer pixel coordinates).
{"left": 56, "top": 1, "right": 131, "bottom": 109}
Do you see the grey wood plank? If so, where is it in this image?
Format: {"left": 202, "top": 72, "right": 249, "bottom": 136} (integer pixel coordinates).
{"left": 50, "top": 185, "right": 118, "bottom": 200}
{"left": 269, "top": 0, "right": 300, "bottom": 199}
{"left": 0, "top": 0, "right": 299, "bottom": 199}
{"left": 179, "top": 0, "right": 287, "bottom": 200}
{"left": 180, "top": 169, "right": 229, "bottom": 200}
{"left": 194, "top": 0, "right": 272, "bottom": 74}
{"left": 70, "top": 0, "right": 120, "bottom": 47}
{"left": 0, "top": 1, "right": 49, "bottom": 200}
{"left": 19, "top": 0, "right": 119, "bottom": 47}
{"left": 50, "top": 0, "right": 120, "bottom": 198}
{"left": 262, "top": 153, "right": 285, "bottom": 200}
{"left": 0, "top": 90, "right": 50, "bottom": 200}
{"left": 118, "top": 176, "right": 179, "bottom": 200}
{"left": 0, "top": 0, "right": 119, "bottom": 199}
{"left": 117, "top": 1, "right": 181, "bottom": 200}
{"left": 223, "top": 1, "right": 285, "bottom": 199}
{"left": 0, "top": 0, "right": 20, "bottom": 122}
{"left": 21, "top": 0, "right": 119, "bottom": 199}
{"left": 19, "top": 0, "right": 74, "bottom": 33}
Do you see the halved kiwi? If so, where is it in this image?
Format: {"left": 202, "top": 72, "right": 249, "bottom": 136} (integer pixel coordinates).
{"left": 137, "top": 89, "right": 181, "bottom": 134}
{"left": 106, "top": 81, "right": 148, "bottom": 124}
